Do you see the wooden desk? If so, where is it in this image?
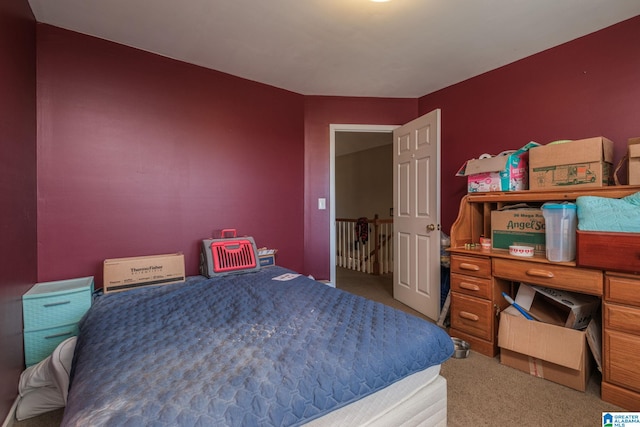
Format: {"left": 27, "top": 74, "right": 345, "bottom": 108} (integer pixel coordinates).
{"left": 448, "top": 185, "right": 640, "bottom": 410}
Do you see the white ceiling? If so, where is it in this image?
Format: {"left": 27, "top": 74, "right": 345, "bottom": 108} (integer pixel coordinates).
{"left": 27, "top": 0, "right": 640, "bottom": 98}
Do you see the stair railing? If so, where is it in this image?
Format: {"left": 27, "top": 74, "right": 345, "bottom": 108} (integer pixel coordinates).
{"left": 336, "top": 215, "right": 393, "bottom": 275}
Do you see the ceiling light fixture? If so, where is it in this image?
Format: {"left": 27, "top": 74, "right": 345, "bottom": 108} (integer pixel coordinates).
{"left": 370, "top": 0, "right": 392, "bottom": 2}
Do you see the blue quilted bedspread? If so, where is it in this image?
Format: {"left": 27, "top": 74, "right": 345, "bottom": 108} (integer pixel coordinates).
{"left": 61, "top": 267, "right": 453, "bottom": 427}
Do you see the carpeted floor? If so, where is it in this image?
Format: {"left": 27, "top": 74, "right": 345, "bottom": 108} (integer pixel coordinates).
{"left": 12, "top": 267, "right": 624, "bottom": 427}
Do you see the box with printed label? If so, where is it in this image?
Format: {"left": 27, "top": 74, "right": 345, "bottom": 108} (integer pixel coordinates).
{"left": 513, "top": 283, "right": 600, "bottom": 330}
{"left": 498, "top": 309, "right": 594, "bottom": 392}
{"left": 456, "top": 142, "right": 539, "bottom": 192}
{"left": 528, "top": 137, "right": 614, "bottom": 190}
{"left": 256, "top": 248, "right": 277, "bottom": 267}
{"left": 491, "top": 208, "right": 545, "bottom": 252}
{"left": 103, "top": 253, "right": 185, "bottom": 293}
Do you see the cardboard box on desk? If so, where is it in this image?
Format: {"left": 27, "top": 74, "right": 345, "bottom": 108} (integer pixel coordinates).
{"left": 491, "top": 208, "right": 545, "bottom": 252}
{"left": 103, "top": 253, "right": 185, "bottom": 293}
{"left": 456, "top": 142, "right": 539, "bottom": 192}
{"left": 529, "top": 137, "right": 614, "bottom": 190}
{"left": 498, "top": 309, "right": 594, "bottom": 392}
{"left": 629, "top": 137, "right": 640, "bottom": 185}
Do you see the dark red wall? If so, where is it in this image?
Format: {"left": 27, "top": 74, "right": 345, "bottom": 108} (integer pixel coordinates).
{"left": 0, "top": 0, "right": 36, "bottom": 418}
{"left": 37, "top": 25, "right": 305, "bottom": 285}
{"left": 303, "top": 96, "right": 418, "bottom": 279}
{"left": 421, "top": 15, "right": 640, "bottom": 235}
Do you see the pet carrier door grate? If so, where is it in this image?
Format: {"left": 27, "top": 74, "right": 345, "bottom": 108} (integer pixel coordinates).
{"left": 200, "top": 229, "right": 260, "bottom": 278}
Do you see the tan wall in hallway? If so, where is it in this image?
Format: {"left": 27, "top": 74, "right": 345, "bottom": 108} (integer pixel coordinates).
{"left": 336, "top": 144, "right": 393, "bottom": 220}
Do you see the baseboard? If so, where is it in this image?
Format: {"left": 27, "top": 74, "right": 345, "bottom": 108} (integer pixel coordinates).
{"left": 1, "top": 397, "right": 18, "bottom": 427}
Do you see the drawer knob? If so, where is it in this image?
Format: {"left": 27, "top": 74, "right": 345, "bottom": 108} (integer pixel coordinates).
{"left": 459, "top": 311, "right": 479, "bottom": 322}
{"left": 525, "top": 269, "right": 554, "bottom": 278}
{"left": 460, "top": 282, "right": 480, "bottom": 291}
{"left": 459, "top": 263, "right": 480, "bottom": 272}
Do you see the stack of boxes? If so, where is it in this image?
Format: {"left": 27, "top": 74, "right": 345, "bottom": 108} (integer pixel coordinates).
{"left": 461, "top": 135, "right": 625, "bottom": 258}
{"left": 457, "top": 136, "right": 618, "bottom": 194}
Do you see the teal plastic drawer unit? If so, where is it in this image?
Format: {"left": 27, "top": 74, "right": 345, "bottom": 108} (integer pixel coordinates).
{"left": 23, "top": 322, "right": 80, "bottom": 367}
{"left": 22, "top": 276, "right": 93, "bottom": 366}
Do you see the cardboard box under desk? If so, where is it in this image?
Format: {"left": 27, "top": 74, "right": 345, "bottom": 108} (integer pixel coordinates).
{"left": 515, "top": 283, "right": 600, "bottom": 330}
{"left": 103, "top": 253, "right": 185, "bottom": 293}
{"left": 528, "top": 137, "right": 614, "bottom": 190}
{"left": 498, "top": 310, "right": 594, "bottom": 392}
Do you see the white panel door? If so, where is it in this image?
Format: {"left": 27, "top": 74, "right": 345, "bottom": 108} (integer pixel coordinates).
{"left": 393, "top": 109, "right": 441, "bottom": 320}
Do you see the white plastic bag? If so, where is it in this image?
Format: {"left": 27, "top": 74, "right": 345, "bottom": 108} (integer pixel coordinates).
{"left": 16, "top": 336, "right": 76, "bottom": 420}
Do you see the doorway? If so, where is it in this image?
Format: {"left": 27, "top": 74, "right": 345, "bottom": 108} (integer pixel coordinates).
{"left": 329, "top": 124, "right": 398, "bottom": 287}
{"left": 330, "top": 110, "right": 441, "bottom": 320}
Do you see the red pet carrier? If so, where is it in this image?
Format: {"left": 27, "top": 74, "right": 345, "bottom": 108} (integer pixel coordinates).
{"left": 199, "top": 229, "right": 260, "bottom": 278}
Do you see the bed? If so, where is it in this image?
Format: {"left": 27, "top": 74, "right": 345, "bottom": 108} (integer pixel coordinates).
{"left": 61, "top": 266, "right": 453, "bottom": 426}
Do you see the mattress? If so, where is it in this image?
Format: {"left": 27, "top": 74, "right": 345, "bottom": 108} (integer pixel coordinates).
{"left": 61, "top": 266, "right": 453, "bottom": 426}
{"left": 305, "top": 365, "right": 446, "bottom": 426}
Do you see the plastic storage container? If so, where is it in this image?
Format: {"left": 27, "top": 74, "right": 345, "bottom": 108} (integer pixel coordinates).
{"left": 541, "top": 202, "right": 577, "bottom": 262}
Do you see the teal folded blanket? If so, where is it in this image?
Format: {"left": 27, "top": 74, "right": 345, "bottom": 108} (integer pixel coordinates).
{"left": 576, "top": 191, "right": 640, "bottom": 232}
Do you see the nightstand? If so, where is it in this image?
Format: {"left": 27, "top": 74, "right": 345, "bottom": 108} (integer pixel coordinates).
{"left": 23, "top": 277, "right": 94, "bottom": 367}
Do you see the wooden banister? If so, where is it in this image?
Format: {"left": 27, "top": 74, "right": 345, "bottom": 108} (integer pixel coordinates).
{"left": 336, "top": 215, "right": 393, "bottom": 275}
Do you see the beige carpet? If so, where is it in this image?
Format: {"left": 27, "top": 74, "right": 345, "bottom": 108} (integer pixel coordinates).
{"left": 12, "top": 268, "right": 624, "bottom": 427}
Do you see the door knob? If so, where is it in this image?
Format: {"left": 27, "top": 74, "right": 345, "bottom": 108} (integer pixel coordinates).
{"left": 426, "top": 224, "right": 436, "bottom": 232}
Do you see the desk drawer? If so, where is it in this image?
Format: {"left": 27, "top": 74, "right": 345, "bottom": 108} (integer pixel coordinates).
{"left": 451, "top": 273, "right": 492, "bottom": 299}
{"left": 451, "top": 255, "right": 491, "bottom": 279}
{"left": 605, "top": 302, "right": 640, "bottom": 336}
{"left": 604, "top": 328, "right": 640, "bottom": 393}
{"left": 493, "top": 258, "right": 603, "bottom": 296}
{"left": 577, "top": 231, "right": 640, "bottom": 274}
{"left": 23, "top": 288, "right": 92, "bottom": 331}
{"left": 24, "top": 323, "right": 78, "bottom": 367}
{"left": 450, "top": 293, "right": 493, "bottom": 341}
{"left": 606, "top": 274, "right": 640, "bottom": 307}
